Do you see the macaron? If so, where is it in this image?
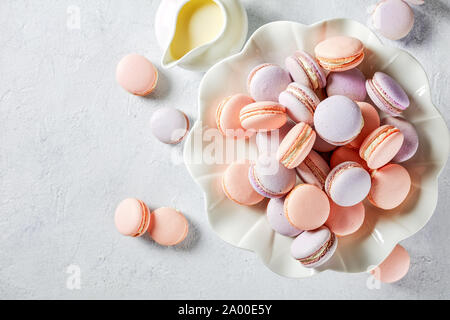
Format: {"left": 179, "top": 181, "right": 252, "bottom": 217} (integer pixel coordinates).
{"left": 239, "top": 101, "right": 287, "bottom": 131}
{"left": 359, "top": 125, "right": 404, "bottom": 169}
{"left": 256, "top": 121, "right": 295, "bottom": 155}
{"left": 372, "top": 0, "right": 415, "bottom": 40}
{"left": 277, "top": 122, "right": 316, "bottom": 169}
{"left": 348, "top": 102, "right": 381, "bottom": 149}
{"left": 216, "top": 94, "right": 255, "bottom": 139}
{"left": 284, "top": 184, "right": 330, "bottom": 230}
{"left": 290, "top": 226, "right": 338, "bottom": 268}
{"left": 116, "top": 54, "right": 158, "bottom": 96}
{"left": 248, "top": 154, "right": 296, "bottom": 198}
{"left": 247, "top": 63, "right": 292, "bottom": 102}
{"left": 366, "top": 72, "right": 410, "bottom": 117}
{"left": 368, "top": 163, "right": 411, "bottom": 210}
{"left": 371, "top": 244, "right": 410, "bottom": 283}
{"left": 285, "top": 50, "right": 327, "bottom": 90}
{"left": 266, "top": 197, "right": 303, "bottom": 237}
{"left": 330, "top": 146, "right": 369, "bottom": 171}
{"left": 278, "top": 82, "right": 320, "bottom": 125}
{"left": 222, "top": 160, "right": 265, "bottom": 206}
{"left": 325, "top": 161, "right": 371, "bottom": 207}
{"left": 314, "top": 36, "right": 365, "bottom": 72}
{"left": 314, "top": 95, "right": 363, "bottom": 146}
{"left": 325, "top": 201, "right": 365, "bottom": 236}
{"left": 149, "top": 207, "right": 188, "bottom": 246}
{"left": 114, "top": 198, "right": 151, "bottom": 237}
{"left": 313, "top": 134, "right": 337, "bottom": 153}
{"left": 326, "top": 68, "right": 367, "bottom": 101}
{"left": 150, "top": 108, "right": 190, "bottom": 144}
{"left": 295, "top": 150, "right": 330, "bottom": 190}
{"left": 382, "top": 116, "right": 419, "bottom": 163}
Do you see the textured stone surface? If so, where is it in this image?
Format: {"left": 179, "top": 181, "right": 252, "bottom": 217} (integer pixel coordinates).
{"left": 0, "top": 0, "right": 449, "bottom": 299}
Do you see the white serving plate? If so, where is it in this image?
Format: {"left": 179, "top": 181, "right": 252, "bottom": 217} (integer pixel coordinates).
{"left": 183, "top": 19, "right": 450, "bottom": 278}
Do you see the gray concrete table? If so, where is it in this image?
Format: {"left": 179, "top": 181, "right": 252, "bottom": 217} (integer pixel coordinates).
{"left": 1, "top": 0, "right": 449, "bottom": 299}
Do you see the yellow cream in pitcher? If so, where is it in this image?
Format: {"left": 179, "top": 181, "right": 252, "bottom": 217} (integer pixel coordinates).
{"left": 170, "top": 0, "right": 225, "bottom": 60}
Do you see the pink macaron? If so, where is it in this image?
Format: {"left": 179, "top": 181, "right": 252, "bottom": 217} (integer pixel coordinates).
{"left": 266, "top": 197, "right": 303, "bottom": 237}
{"left": 326, "top": 68, "right": 367, "bottom": 102}
{"left": 216, "top": 94, "right": 255, "bottom": 139}
{"left": 325, "top": 201, "right": 365, "bottom": 236}
{"left": 368, "top": 163, "right": 411, "bottom": 210}
{"left": 247, "top": 63, "right": 292, "bottom": 102}
{"left": 325, "top": 161, "right": 372, "bottom": 207}
{"left": 285, "top": 50, "right": 327, "bottom": 90}
{"left": 371, "top": 244, "right": 410, "bottom": 283}
{"left": 222, "top": 160, "right": 265, "bottom": 206}
{"left": 359, "top": 125, "right": 404, "bottom": 169}
{"left": 256, "top": 120, "right": 295, "bottom": 155}
{"left": 295, "top": 150, "right": 330, "bottom": 190}
{"left": 116, "top": 54, "right": 158, "bottom": 96}
{"left": 277, "top": 122, "right": 316, "bottom": 169}
{"left": 366, "top": 72, "right": 410, "bottom": 117}
{"left": 239, "top": 101, "right": 287, "bottom": 132}
{"left": 149, "top": 207, "right": 189, "bottom": 246}
{"left": 278, "top": 82, "right": 320, "bottom": 125}
{"left": 248, "top": 154, "right": 296, "bottom": 198}
{"left": 314, "top": 36, "right": 365, "bottom": 72}
{"left": 348, "top": 102, "right": 381, "bottom": 149}
{"left": 114, "top": 198, "right": 151, "bottom": 237}
{"left": 284, "top": 184, "right": 330, "bottom": 231}
{"left": 290, "top": 226, "right": 338, "bottom": 268}
{"left": 382, "top": 116, "right": 419, "bottom": 163}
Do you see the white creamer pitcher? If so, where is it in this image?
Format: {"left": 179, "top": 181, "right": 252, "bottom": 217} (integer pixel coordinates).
{"left": 155, "top": 0, "right": 248, "bottom": 71}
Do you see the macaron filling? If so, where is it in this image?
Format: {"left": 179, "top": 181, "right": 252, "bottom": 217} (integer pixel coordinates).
{"left": 294, "top": 53, "right": 323, "bottom": 90}
{"left": 301, "top": 156, "right": 327, "bottom": 187}
{"left": 132, "top": 200, "right": 150, "bottom": 237}
{"left": 297, "top": 233, "right": 336, "bottom": 265}
{"left": 285, "top": 84, "right": 317, "bottom": 116}
{"left": 239, "top": 105, "right": 285, "bottom": 122}
{"left": 368, "top": 79, "right": 404, "bottom": 114}
{"left": 318, "top": 51, "right": 364, "bottom": 70}
{"left": 280, "top": 126, "right": 313, "bottom": 167}
{"left": 362, "top": 126, "right": 400, "bottom": 161}
{"left": 216, "top": 96, "right": 232, "bottom": 134}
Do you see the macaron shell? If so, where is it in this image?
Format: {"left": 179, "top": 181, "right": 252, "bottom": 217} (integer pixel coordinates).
{"left": 222, "top": 160, "right": 265, "bottom": 206}
{"left": 116, "top": 54, "right": 158, "bottom": 96}
{"left": 114, "top": 198, "right": 149, "bottom": 237}
{"left": 330, "top": 146, "right": 369, "bottom": 171}
{"left": 314, "top": 36, "right": 364, "bottom": 71}
{"left": 295, "top": 150, "right": 330, "bottom": 189}
{"left": 150, "top": 108, "right": 189, "bottom": 144}
{"left": 285, "top": 51, "right": 326, "bottom": 90}
{"left": 149, "top": 207, "right": 189, "bottom": 246}
{"left": 382, "top": 116, "right": 419, "bottom": 163}
{"left": 256, "top": 121, "right": 295, "bottom": 154}
{"left": 361, "top": 126, "right": 404, "bottom": 169}
{"left": 325, "top": 201, "right": 365, "bottom": 236}
{"left": 326, "top": 161, "right": 371, "bottom": 207}
{"left": 278, "top": 82, "right": 320, "bottom": 125}
{"left": 372, "top": 0, "right": 414, "bottom": 40}
{"left": 369, "top": 164, "right": 411, "bottom": 210}
{"left": 217, "top": 94, "right": 255, "bottom": 138}
{"left": 348, "top": 102, "right": 381, "bottom": 149}
{"left": 248, "top": 64, "right": 291, "bottom": 102}
{"left": 240, "top": 102, "right": 287, "bottom": 131}
{"left": 371, "top": 244, "right": 410, "bottom": 283}
{"left": 284, "top": 184, "right": 330, "bottom": 230}
{"left": 277, "top": 122, "right": 316, "bottom": 169}
{"left": 266, "top": 197, "right": 303, "bottom": 237}
{"left": 326, "top": 68, "right": 367, "bottom": 101}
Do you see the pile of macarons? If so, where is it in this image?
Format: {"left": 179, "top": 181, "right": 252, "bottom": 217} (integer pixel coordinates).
{"left": 217, "top": 35, "right": 417, "bottom": 278}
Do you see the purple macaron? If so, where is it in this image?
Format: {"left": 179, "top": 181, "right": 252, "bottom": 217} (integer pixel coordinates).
{"left": 290, "top": 226, "right": 338, "bottom": 268}
{"left": 256, "top": 120, "right": 295, "bottom": 155}
{"left": 247, "top": 63, "right": 292, "bottom": 102}
{"left": 279, "top": 82, "right": 320, "bottom": 125}
{"left": 382, "top": 116, "right": 419, "bottom": 162}
{"left": 366, "top": 72, "right": 410, "bottom": 116}
{"left": 326, "top": 68, "right": 367, "bottom": 102}
{"left": 267, "top": 197, "right": 303, "bottom": 237}
{"left": 314, "top": 95, "right": 363, "bottom": 146}
{"left": 325, "top": 161, "right": 371, "bottom": 207}
{"left": 285, "top": 50, "right": 327, "bottom": 90}
{"left": 248, "top": 154, "right": 296, "bottom": 198}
